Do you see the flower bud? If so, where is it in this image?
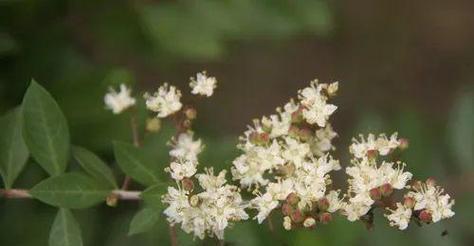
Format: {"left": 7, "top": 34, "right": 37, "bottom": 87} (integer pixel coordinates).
{"left": 326, "top": 82, "right": 338, "bottom": 97}
{"left": 181, "top": 177, "right": 194, "bottom": 191}
{"left": 367, "top": 149, "right": 378, "bottom": 160}
{"left": 291, "top": 107, "right": 304, "bottom": 123}
{"left": 290, "top": 209, "right": 304, "bottom": 223}
{"left": 259, "top": 132, "right": 270, "bottom": 144}
{"left": 426, "top": 177, "right": 436, "bottom": 187}
{"left": 369, "top": 187, "right": 382, "bottom": 200}
{"left": 320, "top": 212, "right": 332, "bottom": 224}
{"left": 303, "top": 217, "right": 316, "bottom": 228}
{"left": 182, "top": 119, "right": 192, "bottom": 129}
{"left": 317, "top": 197, "right": 330, "bottom": 211}
{"left": 398, "top": 138, "right": 409, "bottom": 150}
{"left": 106, "top": 194, "right": 118, "bottom": 207}
{"left": 403, "top": 196, "right": 416, "bottom": 209}
{"left": 283, "top": 216, "right": 292, "bottom": 230}
{"left": 279, "top": 163, "right": 296, "bottom": 177}
{"left": 380, "top": 183, "right": 393, "bottom": 197}
{"left": 281, "top": 203, "right": 293, "bottom": 216}
{"left": 184, "top": 107, "right": 197, "bottom": 120}
{"left": 286, "top": 193, "right": 300, "bottom": 206}
{"left": 146, "top": 118, "right": 161, "bottom": 133}
{"left": 419, "top": 210, "right": 432, "bottom": 223}
{"left": 411, "top": 180, "right": 423, "bottom": 190}
{"left": 289, "top": 125, "right": 300, "bottom": 138}
{"left": 298, "top": 127, "right": 313, "bottom": 141}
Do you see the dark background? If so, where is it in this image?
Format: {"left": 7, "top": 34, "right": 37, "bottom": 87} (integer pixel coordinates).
{"left": 0, "top": 0, "right": 472, "bottom": 245}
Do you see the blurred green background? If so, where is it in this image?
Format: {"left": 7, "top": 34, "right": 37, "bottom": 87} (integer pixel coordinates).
{"left": 0, "top": 0, "right": 473, "bottom": 245}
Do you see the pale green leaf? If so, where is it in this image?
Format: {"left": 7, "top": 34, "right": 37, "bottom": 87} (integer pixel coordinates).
{"left": 30, "top": 172, "right": 111, "bottom": 209}
{"left": 49, "top": 208, "right": 83, "bottom": 246}
{"left": 113, "top": 141, "right": 161, "bottom": 186}
{"left": 128, "top": 207, "right": 161, "bottom": 236}
{"left": 0, "top": 107, "right": 29, "bottom": 188}
{"left": 22, "top": 80, "right": 70, "bottom": 176}
{"left": 72, "top": 146, "right": 117, "bottom": 188}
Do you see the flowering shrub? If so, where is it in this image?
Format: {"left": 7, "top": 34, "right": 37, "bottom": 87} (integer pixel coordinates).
{"left": 0, "top": 73, "right": 454, "bottom": 245}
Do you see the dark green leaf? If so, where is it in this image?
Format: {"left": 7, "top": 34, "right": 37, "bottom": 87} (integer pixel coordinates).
{"left": 128, "top": 207, "right": 161, "bottom": 236}
{"left": 113, "top": 141, "right": 161, "bottom": 186}
{"left": 141, "top": 183, "right": 168, "bottom": 209}
{"left": 22, "top": 80, "right": 70, "bottom": 176}
{"left": 0, "top": 107, "right": 29, "bottom": 188}
{"left": 49, "top": 208, "right": 83, "bottom": 246}
{"left": 72, "top": 146, "right": 117, "bottom": 188}
{"left": 30, "top": 172, "right": 111, "bottom": 209}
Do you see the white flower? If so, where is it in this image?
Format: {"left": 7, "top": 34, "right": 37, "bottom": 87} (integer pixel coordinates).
{"left": 282, "top": 137, "right": 310, "bottom": 168}
{"left": 104, "top": 84, "right": 136, "bottom": 114}
{"left": 343, "top": 200, "right": 371, "bottom": 222}
{"left": 350, "top": 133, "right": 400, "bottom": 159}
{"left": 385, "top": 203, "right": 412, "bottom": 230}
{"left": 189, "top": 71, "right": 217, "bottom": 97}
{"left": 303, "top": 217, "right": 316, "bottom": 227}
{"left": 283, "top": 216, "right": 292, "bottom": 230}
{"left": 252, "top": 192, "right": 279, "bottom": 224}
{"left": 144, "top": 83, "right": 182, "bottom": 118}
{"left": 166, "top": 159, "right": 197, "bottom": 181}
{"left": 326, "top": 190, "right": 344, "bottom": 213}
{"left": 162, "top": 187, "right": 191, "bottom": 225}
{"left": 298, "top": 81, "right": 337, "bottom": 127}
{"left": 169, "top": 132, "right": 203, "bottom": 161}
{"left": 408, "top": 182, "right": 455, "bottom": 223}
{"left": 310, "top": 124, "right": 337, "bottom": 156}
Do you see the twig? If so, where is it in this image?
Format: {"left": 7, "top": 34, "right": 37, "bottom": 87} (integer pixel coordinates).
{"left": 169, "top": 225, "right": 178, "bottom": 246}
{"left": 0, "top": 189, "right": 142, "bottom": 200}
{"left": 120, "top": 114, "right": 142, "bottom": 191}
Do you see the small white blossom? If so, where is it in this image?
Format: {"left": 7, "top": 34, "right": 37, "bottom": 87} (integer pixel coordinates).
{"left": 350, "top": 133, "right": 400, "bottom": 159}
{"left": 385, "top": 203, "right": 412, "bottom": 230}
{"left": 251, "top": 192, "right": 279, "bottom": 224}
{"left": 144, "top": 83, "right": 182, "bottom": 118}
{"left": 283, "top": 216, "right": 292, "bottom": 230}
{"left": 166, "top": 159, "right": 197, "bottom": 181}
{"left": 298, "top": 81, "right": 337, "bottom": 127}
{"left": 104, "top": 84, "right": 136, "bottom": 114}
{"left": 189, "top": 71, "right": 217, "bottom": 97}
{"left": 303, "top": 217, "right": 316, "bottom": 227}
{"left": 169, "top": 132, "right": 203, "bottom": 162}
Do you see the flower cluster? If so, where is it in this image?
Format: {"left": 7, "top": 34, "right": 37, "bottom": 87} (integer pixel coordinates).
{"left": 104, "top": 84, "right": 136, "bottom": 114}
{"left": 232, "top": 80, "right": 344, "bottom": 230}
{"left": 162, "top": 132, "right": 248, "bottom": 240}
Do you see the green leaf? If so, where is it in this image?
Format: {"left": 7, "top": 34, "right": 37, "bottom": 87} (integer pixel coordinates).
{"left": 30, "top": 172, "right": 110, "bottom": 209}
{"left": 72, "top": 146, "right": 117, "bottom": 188}
{"left": 141, "top": 183, "right": 168, "bottom": 209}
{"left": 0, "top": 107, "right": 29, "bottom": 188}
{"left": 113, "top": 141, "right": 161, "bottom": 186}
{"left": 22, "top": 80, "right": 70, "bottom": 176}
{"left": 128, "top": 207, "right": 161, "bottom": 236}
{"left": 49, "top": 208, "right": 83, "bottom": 246}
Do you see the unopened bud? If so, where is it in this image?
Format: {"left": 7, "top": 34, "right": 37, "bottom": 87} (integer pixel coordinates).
{"left": 326, "top": 82, "right": 338, "bottom": 97}
{"left": 404, "top": 196, "right": 416, "bottom": 209}
{"left": 182, "top": 119, "right": 192, "bottom": 129}
{"left": 320, "top": 212, "right": 332, "bottom": 224}
{"left": 279, "top": 163, "right": 296, "bottom": 177}
{"left": 184, "top": 108, "right": 197, "bottom": 120}
{"left": 106, "top": 194, "right": 119, "bottom": 207}
{"left": 146, "top": 118, "right": 161, "bottom": 133}
{"left": 317, "top": 197, "right": 330, "bottom": 211}
{"left": 283, "top": 216, "right": 292, "bottom": 230}
{"left": 290, "top": 209, "right": 304, "bottom": 223}
{"left": 181, "top": 177, "right": 194, "bottom": 191}
{"left": 303, "top": 217, "right": 316, "bottom": 228}
{"left": 367, "top": 149, "right": 378, "bottom": 160}
{"left": 369, "top": 187, "right": 382, "bottom": 200}
{"left": 399, "top": 138, "right": 409, "bottom": 150}
{"left": 380, "top": 183, "right": 393, "bottom": 197}
{"left": 411, "top": 180, "right": 423, "bottom": 190}
{"left": 419, "top": 210, "right": 432, "bottom": 223}
{"left": 259, "top": 132, "right": 270, "bottom": 144}
{"left": 289, "top": 125, "right": 300, "bottom": 138}
{"left": 291, "top": 107, "right": 304, "bottom": 123}
{"left": 426, "top": 177, "right": 436, "bottom": 187}
{"left": 189, "top": 195, "right": 200, "bottom": 207}
{"left": 298, "top": 127, "right": 313, "bottom": 141}
{"left": 286, "top": 193, "right": 300, "bottom": 206}
{"left": 282, "top": 203, "right": 293, "bottom": 216}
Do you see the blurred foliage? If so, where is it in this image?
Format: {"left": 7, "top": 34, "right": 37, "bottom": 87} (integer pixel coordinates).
{"left": 0, "top": 0, "right": 473, "bottom": 245}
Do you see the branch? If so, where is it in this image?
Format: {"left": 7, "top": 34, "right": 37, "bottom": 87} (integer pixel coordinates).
{"left": 0, "top": 189, "right": 141, "bottom": 200}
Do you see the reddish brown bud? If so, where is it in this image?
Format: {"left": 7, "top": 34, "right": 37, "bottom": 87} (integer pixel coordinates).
{"left": 289, "top": 125, "right": 300, "bottom": 138}
{"left": 320, "top": 212, "right": 332, "bottom": 224}
{"left": 182, "top": 119, "right": 192, "bottom": 129}
{"left": 317, "top": 197, "right": 330, "bottom": 211}
{"left": 411, "top": 180, "right": 423, "bottom": 190}
{"left": 367, "top": 149, "right": 378, "bottom": 160}
{"left": 259, "top": 132, "right": 270, "bottom": 143}
{"left": 419, "top": 210, "right": 432, "bottom": 223}
{"left": 181, "top": 177, "right": 194, "bottom": 191}
{"left": 380, "top": 183, "right": 393, "bottom": 197}
{"left": 291, "top": 107, "right": 304, "bottom": 123}
{"left": 290, "top": 209, "right": 304, "bottom": 223}
{"left": 399, "top": 138, "right": 409, "bottom": 150}
{"left": 369, "top": 187, "right": 382, "bottom": 200}
{"left": 286, "top": 193, "right": 300, "bottom": 206}
{"left": 298, "top": 127, "right": 313, "bottom": 141}
{"left": 281, "top": 203, "right": 293, "bottom": 216}
{"left": 404, "top": 196, "right": 416, "bottom": 209}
